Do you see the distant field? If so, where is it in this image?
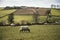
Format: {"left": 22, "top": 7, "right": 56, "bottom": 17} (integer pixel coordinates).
{"left": 51, "top": 9, "right": 60, "bottom": 15}
{"left": 0, "top": 16, "right": 8, "bottom": 22}
{"left": 0, "top": 8, "right": 16, "bottom": 22}
{"left": 0, "top": 25, "right": 60, "bottom": 40}
{"left": 14, "top": 16, "right": 47, "bottom": 23}
{"left": 14, "top": 15, "right": 33, "bottom": 23}
{"left": 0, "top": 9, "right": 16, "bottom": 17}
{"left": 39, "top": 16, "right": 47, "bottom": 22}
{"left": 0, "top": 8, "right": 60, "bottom": 23}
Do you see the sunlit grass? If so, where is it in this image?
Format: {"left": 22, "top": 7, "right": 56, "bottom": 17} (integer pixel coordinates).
{"left": 51, "top": 9, "right": 60, "bottom": 15}
{"left": 14, "top": 15, "right": 33, "bottom": 23}
{"left": 0, "top": 25, "right": 60, "bottom": 40}
{"left": 0, "top": 16, "right": 8, "bottom": 22}
{"left": 0, "top": 9, "right": 16, "bottom": 17}
{"left": 0, "top": 8, "right": 60, "bottom": 40}
{"left": 39, "top": 16, "right": 47, "bottom": 22}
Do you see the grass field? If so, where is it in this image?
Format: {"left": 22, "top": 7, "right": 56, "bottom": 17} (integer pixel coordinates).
{"left": 0, "top": 8, "right": 16, "bottom": 22}
{"left": 0, "top": 8, "right": 60, "bottom": 23}
{"left": 0, "top": 9, "right": 16, "bottom": 17}
{"left": 14, "top": 16, "right": 47, "bottom": 23}
{"left": 14, "top": 15, "right": 32, "bottom": 23}
{"left": 51, "top": 9, "right": 60, "bottom": 15}
{"left": 0, "top": 25, "right": 60, "bottom": 40}
{"left": 39, "top": 16, "right": 47, "bottom": 22}
{"left": 0, "top": 8, "right": 60, "bottom": 40}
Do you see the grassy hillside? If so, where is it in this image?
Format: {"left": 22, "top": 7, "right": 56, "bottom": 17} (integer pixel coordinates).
{"left": 0, "top": 9, "right": 16, "bottom": 17}
{"left": 0, "top": 25, "right": 60, "bottom": 40}
{"left": 51, "top": 9, "right": 60, "bottom": 16}
{"left": 0, "top": 8, "right": 60, "bottom": 40}
{"left": 0, "top": 8, "right": 60, "bottom": 23}
{"left": 0, "top": 8, "right": 16, "bottom": 22}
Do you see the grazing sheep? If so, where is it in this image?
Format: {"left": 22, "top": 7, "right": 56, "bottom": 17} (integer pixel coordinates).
{"left": 20, "top": 25, "right": 30, "bottom": 32}
{"left": 10, "top": 23, "right": 15, "bottom": 26}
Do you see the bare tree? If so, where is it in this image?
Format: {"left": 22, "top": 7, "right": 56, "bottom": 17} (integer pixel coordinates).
{"left": 46, "top": 9, "right": 51, "bottom": 23}
{"left": 32, "top": 10, "right": 39, "bottom": 24}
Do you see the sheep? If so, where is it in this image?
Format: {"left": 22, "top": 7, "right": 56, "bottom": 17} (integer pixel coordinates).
{"left": 10, "top": 23, "right": 15, "bottom": 26}
{"left": 19, "top": 25, "right": 30, "bottom": 32}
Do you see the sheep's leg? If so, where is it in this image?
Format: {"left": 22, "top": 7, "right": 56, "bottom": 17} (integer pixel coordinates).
{"left": 20, "top": 30, "right": 22, "bottom": 32}
{"left": 28, "top": 29, "right": 30, "bottom": 32}
{"left": 20, "top": 29, "right": 24, "bottom": 32}
{"left": 20, "top": 28, "right": 30, "bottom": 32}
{"left": 27, "top": 29, "right": 30, "bottom": 32}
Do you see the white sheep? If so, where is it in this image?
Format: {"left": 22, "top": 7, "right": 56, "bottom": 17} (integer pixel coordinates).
{"left": 19, "top": 25, "right": 30, "bottom": 32}
{"left": 10, "top": 23, "right": 15, "bottom": 26}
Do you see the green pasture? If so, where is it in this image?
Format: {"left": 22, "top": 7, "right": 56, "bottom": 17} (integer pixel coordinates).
{"left": 39, "top": 16, "right": 47, "bottom": 22}
{"left": 14, "top": 16, "right": 47, "bottom": 23}
{"left": 0, "top": 8, "right": 60, "bottom": 40}
{"left": 0, "top": 15, "right": 60, "bottom": 23}
{"left": 0, "top": 15, "right": 48, "bottom": 23}
{"left": 14, "top": 15, "right": 33, "bottom": 23}
{"left": 0, "top": 8, "right": 60, "bottom": 23}
{"left": 0, "top": 16, "right": 8, "bottom": 23}
{"left": 0, "top": 8, "right": 16, "bottom": 23}
{"left": 0, "top": 9, "right": 16, "bottom": 17}
{"left": 0, "top": 25, "right": 60, "bottom": 40}
{"left": 51, "top": 9, "right": 60, "bottom": 15}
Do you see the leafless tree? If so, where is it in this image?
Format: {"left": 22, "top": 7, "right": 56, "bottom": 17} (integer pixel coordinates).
{"left": 32, "top": 9, "right": 39, "bottom": 24}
